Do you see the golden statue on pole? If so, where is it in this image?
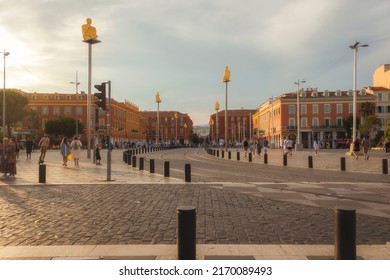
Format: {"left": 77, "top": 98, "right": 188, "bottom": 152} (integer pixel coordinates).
{"left": 222, "top": 66, "right": 230, "bottom": 82}
{"left": 82, "top": 18, "right": 98, "bottom": 41}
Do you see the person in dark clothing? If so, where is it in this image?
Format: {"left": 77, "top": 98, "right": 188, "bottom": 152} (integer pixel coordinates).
{"left": 26, "top": 138, "right": 33, "bottom": 160}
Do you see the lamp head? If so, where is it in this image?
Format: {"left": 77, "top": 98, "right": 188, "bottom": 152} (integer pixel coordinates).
{"left": 215, "top": 101, "right": 220, "bottom": 111}
{"left": 155, "top": 92, "right": 161, "bottom": 103}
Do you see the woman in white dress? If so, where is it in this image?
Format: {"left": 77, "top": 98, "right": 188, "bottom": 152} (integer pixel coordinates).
{"left": 70, "top": 136, "right": 82, "bottom": 166}
{"left": 313, "top": 138, "right": 320, "bottom": 156}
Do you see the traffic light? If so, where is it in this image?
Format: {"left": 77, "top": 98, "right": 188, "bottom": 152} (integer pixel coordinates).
{"left": 104, "top": 135, "right": 110, "bottom": 148}
{"left": 94, "top": 82, "right": 106, "bottom": 110}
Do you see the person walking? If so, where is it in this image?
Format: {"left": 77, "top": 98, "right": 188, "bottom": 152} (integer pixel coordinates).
{"left": 256, "top": 140, "right": 262, "bottom": 157}
{"left": 95, "top": 144, "right": 102, "bottom": 165}
{"left": 313, "top": 138, "right": 320, "bottom": 156}
{"left": 60, "top": 137, "right": 70, "bottom": 166}
{"left": 243, "top": 138, "right": 249, "bottom": 157}
{"left": 1, "top": 137, "right": 9, "bottom": 177}
{"left": 262, "top": 138, "right": 269, "bottom": 154}
{"left": 362, "top": 136, "right": 370, "bottom": 160}
{"left": 25, "top": 137, "right": 33, "bottom": 160}
{"left": 286, "top": 137, "right": 293, "bottom": 156}
{"left": 6, "top": 138, "right": 17, "bottom": 178}
{"left": 38, "top": 135, "right": 50, "bottom": 164}
{"left": 352, "top": 138, "right": 361, "bottom": 159}
{"left": 282, "top": 137, "right": 288, "bottom": 155}
{"left": 385, "top": 138, "right": 390, "bottom": 155}
{"left": 70, "top": 136, "right": 82, "bottom": 166}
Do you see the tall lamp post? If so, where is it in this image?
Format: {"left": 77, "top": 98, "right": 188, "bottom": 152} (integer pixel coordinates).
{"left": 214, "top": 101, "right": 220, "bottom": 144}
{"left": 184, "top": 123, "right": 188, "bottom": 145}
{"left": 174, "top": 112, "right": 178, "bottom": 146}
{"left": 2, "top": 50, "right": 10, "bottom": 138}
{"left": 155, "top": 92, "right": 161, "bottom": 146}
{"left": 294, "top": 79, "right": 306, "bottom": 151}
{"left": 70, "top": 70, "right": 80, "bottom": 94}
{"left": 222, "top": 66, "right": 230, "bottom": 151}
{"left": 349, "top": 41, "right": 368, "bottom": 146}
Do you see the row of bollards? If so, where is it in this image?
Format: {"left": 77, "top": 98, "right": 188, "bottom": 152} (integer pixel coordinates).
{"left": 206, "top": 148, "right": 389, "bottom": 175}
{"left": 176, "top": 205, "right": 357, "bottom": 260}
{"left": 128, "top": 155, "right": 192, "bottom": 182}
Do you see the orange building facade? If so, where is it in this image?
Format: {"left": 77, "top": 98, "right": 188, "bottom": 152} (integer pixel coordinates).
{"left": 140, "top": 111, "right": 193, "bottom": 145}
{"left": 208, "top": 109, "right": 256, "bottom": 145}
{"left": 252, "top": 89, "right": 376, "bottom": 149}
{"left": 18, "top": 92, "right": 145, "bottom": 146}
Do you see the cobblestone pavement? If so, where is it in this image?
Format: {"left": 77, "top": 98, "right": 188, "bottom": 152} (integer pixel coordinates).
{"left": 0, "top": 148, "right": 389, "bottom": 248}
{"left": 1, "top": 183, "right": 389, "bottom": 246}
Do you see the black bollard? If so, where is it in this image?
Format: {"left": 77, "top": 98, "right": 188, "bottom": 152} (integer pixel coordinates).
{"left": 39, "top": 164, "right": 46, "bottom": 183}
{"left": 150, "top": 159, "right": 155, "bottom": 173}
{"left": 139, "top": 157, "right": 144, "bottom": 170}
{"left": 248, "top": 152, "right": 252, "bottom": 162}
{"left": 221, "top": 150, "right": 224, "bottom": 158}
{"left": 132, "top": 155, "right": 137, "bottom": 168}
{"left": 340, "top": 157, "right": 346, "bottom": 171}
{"left": 127, "top": 153, "right": 132, "bottom": 165}
{"left": 334, "top": 206, "right": 356, "bottom": 260}
{"left": 216, "top": 150, "right": 219, "bottom": 157}
{"left": 123, "top": 151, "right": 127, "bottom": 163}
{"left": 228, "top": 151, "right": 231, "bottom": 159}
{"left": 308, "top": 156, "right": 313, "bottom": 168}
{"left": 164, "top": 161, "right": 170, "bottom": 177}
{"left": 185, "top": 164, "right": 191, "bottom": 182}
{"left": 283, "top": 154, "right": 287, "bottom": 166}
{"left": 382, "top": 159, "right": 388, "bottom": 174}
{"left": 264, "top": 153, "right": 268, "bottom": 164}
{"left": 237, "top": 151, "right": 240, "bottom": 161}
{"left": 177, "top": 206, "right": 196, "bottom": 260}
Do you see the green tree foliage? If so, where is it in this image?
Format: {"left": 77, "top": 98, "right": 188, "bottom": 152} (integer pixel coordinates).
{"left": 45, "top": 117, "right": 84, "bottom": 138}
{"left": 359, "top": 116, "right": 381, "bottom": 137}
{"left": 0, "top": 89, "right": 29, "bottom": 137}
{"left": 359, "top": 102, "right": 376, "bottom": 118}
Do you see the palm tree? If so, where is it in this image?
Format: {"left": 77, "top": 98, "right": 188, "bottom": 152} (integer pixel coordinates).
{"left": 360, "top": 102, "right": 376, "bottom": 118}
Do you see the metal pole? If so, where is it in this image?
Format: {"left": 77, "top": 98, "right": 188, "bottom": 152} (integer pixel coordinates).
{"left": 2, "top": 50, "right": 6, "bottom": 138}
{"left": 216, "top": 109, "right": 218, "bottom": 143}
{"left": 157, "top": 102, "right": 160, "bottom": 146}
{"left": 352, "top": 47, "right": 357, "bottom": 144}
{"left": 87, "top": 43, "right": 92, "bottom": 159}
{"left": 224, "top": 81, "right": 228, "bottom": 151}
{"left": 107, "top": 81, "right": 112, "bottom": 181}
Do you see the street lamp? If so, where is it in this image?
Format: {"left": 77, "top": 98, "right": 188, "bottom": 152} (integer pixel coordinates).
{"left": 214, "top": 101, "right": 220, "bottom": 144}
{"left": 294, "top": 79, "right": 306, "bottom": 150}
{"left": 155, "top": 92, "right": 161, "bottom": 146}
{"left": 184, "top": 123, "right": 188, "bottom": 145}
{"left": 70, "top": 70, "right": 80, "bottom": 94}
{"left": 349, "top": 41, "right": 369, "bottom": 145}
{"left": 174, "top": 112, "right": 178, "bottom": 146}
{"left": 222, "top": 66, "right": 230, "bottom": 151}
{"left": 2, "top": 50, "right": 10, "bottom": 138}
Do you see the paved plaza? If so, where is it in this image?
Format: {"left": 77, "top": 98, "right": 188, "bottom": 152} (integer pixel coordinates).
{"left": 0, "top": 148, "right": 389, "bottom": 259}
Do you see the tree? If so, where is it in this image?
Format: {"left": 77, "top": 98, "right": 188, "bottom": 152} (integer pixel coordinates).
{"left": 45, "top": 117, "right": 84, "bottom": 138}
{"left": 360, "top": 102, "right": 376, "bottom": 118}
{"left": 359, "top": 116, "right": 381, "bottom": 138}
{"left": 0, "top": 89, "right": 29, "bottom": 137}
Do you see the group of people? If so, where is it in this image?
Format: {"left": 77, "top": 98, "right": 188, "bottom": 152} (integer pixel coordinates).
{"left": 59, "top": 136, "right": 83, "bottom": 166}
{"left": 1, "top": 137, "right": 18, "bottom": 178}
{"left": 352, "top": 136, "right": 371, "bottom": 160}
{"left": 242, "top": 138, "right": 269, "bottom": 158}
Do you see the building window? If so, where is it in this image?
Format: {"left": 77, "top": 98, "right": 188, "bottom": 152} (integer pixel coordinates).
{"left": 349, "top": 104, "right": 353, "bottom": 113}
{"left": 42, "top": 107, "right": 49, "bottom": 115}
{"left": 378, "top": 106, "right": 383, "bottom": 113}
{"left": 288, "top": 105, "right": 296, "bottom": 114}
{"left": 378, "top": 93, "right": 382, "bottom": 101}
{"left": 312, "top": 104, "right": 318, "bottom": 114}
{"left": 53, "top": 107, "right": 60, "bottom": 116}
{"left": 64, "top": 107, "right": 72, "bottom": 115}
{"left": 312, "top": 118, "right": 319, "bottom": 128}
{"left": 76, "top": 107, "right": 83, "bottom": 115}
{"left": 337, "top": 104, "right": 343, "bottom": 114}
{"left": 301, "top": 104, "right": 307, "bottom": 114}
{"left": 336, "top": 118, "right": 343, "bottom": 127}
{"left": 301, "top": 118, "right": 307, "bottom": 128}
{"left": 288, "top": 118, "right": 295, "bottom": 128}
{"left": 324, "top": 104, "right": 331, "bottom": 114}
{"left": 324, "top": 118, "right": 331, "bottom": 128}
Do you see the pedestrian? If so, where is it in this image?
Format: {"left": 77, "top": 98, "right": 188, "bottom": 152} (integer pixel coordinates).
{"left": 262, "top": 138, "right": 269, "bottom": 154}
{"left": 249, "top": 139, "right": 255, "bottom": 155}
{"left": 282, "top": 137, "right": 288, "bottom": 155}
{"left": 362, "top": 136, "right": 370, "bottom": 160}
{"left": 1, "top": 137, "right": 9, "bottom": 177}
{"left": 219, "top": 138, "right": 224, "bottom": 149}
{"left": 6, "top": 138, "right": 17, "bottom": 178}
{"left": 313, "top": 138, "right": 320, "bottom": 156}
{"left": 352, "top": 138, "right": 361, "bottom": 159}
{"left": 60, "top": 137, "right": 70, "bottom": 166}
{"left": 243, "top": 138, "right": 249, "bottom": 157}
{"left": 256, "top": 140, "right": 262, "bottom": 157}
{"left": 70, "top": 136, "right": 82, "bottom": 166}
{"left": 95, "top": 144, "right": 102, "bottom": 165}
{"left": 15, "top": 139, "right": 20, "bottom": 160}
{"left": 26, "top": 137, "right": 33, "bottom": 160}
{"left": 286, "top": 137, "right": 293, "bottom": 156}
{"left": 385, "top": 138, "right": 390, "bottom": 155}
{"left": 38, "top": 135, "right": 50, "bottom": 164}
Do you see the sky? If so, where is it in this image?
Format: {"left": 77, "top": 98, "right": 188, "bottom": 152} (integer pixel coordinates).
{"left": 1, "top": 0, "right": 390, "bottom": 125}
